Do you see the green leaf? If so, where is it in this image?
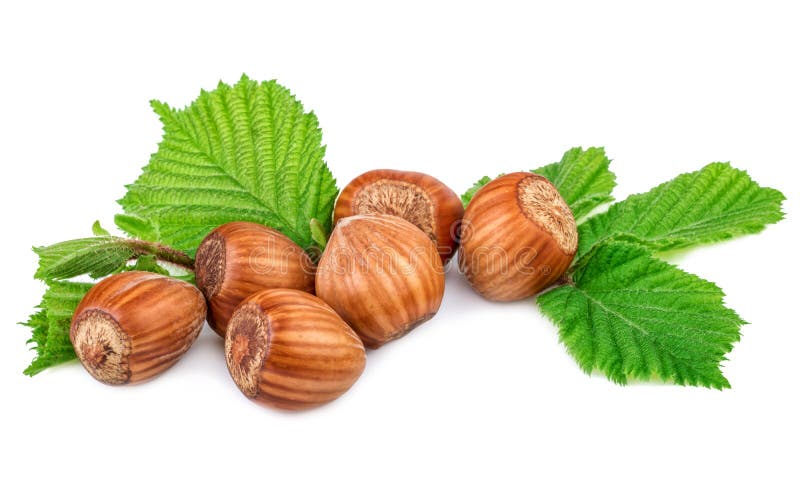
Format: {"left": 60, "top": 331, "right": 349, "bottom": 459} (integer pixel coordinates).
{"left": 532, "top": 147, "right": 616, "bottom": 221}
{"left": 34, "top": 237, "right": 139, "bottom": 280}
{"left": 117, "top": 74, "right": 339, "bottom": 255}
{"left": 114, "top": 214, "right": 159, "bottom": 242}
{"left": 577, "top": 162, "right": 786, "bottom": 258}
{"left": 309, "top": 218, "right": 328, "bottom": 250}
{"left": 461, "top": 176, "right": 492, "bottom": 207}
{"left": 537, "top": 241, "right": 744, "bottom": 389}
{"left": 92, "top": 220, "right": 110, "bottom": 236}
{"left": 22, "top": 281, "right": 93, "bottom": 376}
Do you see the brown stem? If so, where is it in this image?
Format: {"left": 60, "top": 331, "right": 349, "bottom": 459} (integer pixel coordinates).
{"left": 127, "top": 239, "right": 195, "bottom": 271}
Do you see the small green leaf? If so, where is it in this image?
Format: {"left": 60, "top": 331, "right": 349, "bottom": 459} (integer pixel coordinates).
{"left": 533, "top": 147, "right": 616, "bottom": 221}
{"left": 577, "top": 162, "right": 786, "bottom": 258}
{"left": 114, "top": 214, "right": 159, "bottom": 242}
{"left": 22, "top": 281, "right": 93, "bottom": 376}
{"left": 309, "top": 218, "right": 328, "bottom": 250}
{"left": 537, "top": 241, "right": 744, "bottom": 389}
{"left": 92, "top": 221, "right": 111, "bottom": 236}
{"left": 117, "top": 74, "right": 339, "bottom": 255}
{"left": 461, "top": 176, "right": 492, "bottom": 207}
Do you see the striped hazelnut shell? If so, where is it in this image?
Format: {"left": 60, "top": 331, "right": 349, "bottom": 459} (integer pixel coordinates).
{"left": 70, "top": 271, "right": 206, "bottom": 385}
{"left": 334, "top": 169, "right": 464, "bottom": 264}
{"left": 225, "top": 289, "right": 366, "bottom": 411}
{"left": 458, "top": 172, "right": 578, "bottom": 301}
{"left": 195, "top": 222, "right": 316, "bottom": 337}
{"left": 315, "top": 214, "right": 445, "bottom": 348}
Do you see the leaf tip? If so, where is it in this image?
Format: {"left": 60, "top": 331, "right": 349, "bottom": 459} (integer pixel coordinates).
{"left": 92, "top": 220, "right": 111, "bottom": 237}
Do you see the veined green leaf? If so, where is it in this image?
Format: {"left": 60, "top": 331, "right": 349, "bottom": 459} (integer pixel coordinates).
{"left": 577, "top": 162, "right": 786, "bottom": 257}
{"left": 23, "top": 281, "right": 93, "bottom": 376}
{"left": 537, "top": 241, "right": 744, "bottom": 389}
{"left": 34, "top": 237, "right": 139, "bottom": 280}
{"left": 117, "top": 74, "right": 339, "bottom": 255}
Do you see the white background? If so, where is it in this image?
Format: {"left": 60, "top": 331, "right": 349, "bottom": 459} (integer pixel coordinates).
{"left": 1, "top": 1, "right": 798, "bottom": 491}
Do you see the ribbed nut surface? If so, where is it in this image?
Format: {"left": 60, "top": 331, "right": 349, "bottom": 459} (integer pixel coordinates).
{"left": 225, "top": 289, "right": 366, "bottom": 410}
{"left": 70, "top": 271, "right": 207, "bottom": 385}
{"left": 316, "top": 214, "right": 445, "bottom": 348}
{"left": 458, "top": 172, "right": 578, "bottom": 301}
{"left": 195, "top": 222, "right": 316, "bottom": 337}
{"left": 334, "top": 169, "right": 464, "bottom": 264}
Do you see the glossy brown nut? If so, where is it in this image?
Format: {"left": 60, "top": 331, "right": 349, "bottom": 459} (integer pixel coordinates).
{"left": 316, "top": 214, "right": 445, "bottom": 348}
{"left": 458, "top": 172, "right": 578, "bottom": 301}
{"left": 225, "top": 289, "right": 366, "bottom": 411}
{"left": 195, "top": 222, "right": 315, "bottom": 337}
{"left": 70, "top": 271, "right": 207, "bottom": 385}
{"left": 334, "top": 169, "right": 464, "bottom": 264}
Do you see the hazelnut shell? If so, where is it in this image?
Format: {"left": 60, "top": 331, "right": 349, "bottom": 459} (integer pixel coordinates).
{"left": 316, "top": 214, "right": 445, "bottom": 348}
{"left": 70, "top": 271, "right": 207, "bottom": 385}
{"left": 458, "top": 172, "right": 578, "bottom": 301}
{"left": 225, "top": 289, "right": 366, "bottom": 410}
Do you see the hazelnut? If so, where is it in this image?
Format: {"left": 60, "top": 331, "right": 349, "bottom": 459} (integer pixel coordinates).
{"left": 70, "top": 271, "right": 206, "bottom": 385}
{"left": 334, "top": 169, "right": 464, "bottom": 263}
{"left": 195, "top": 222, "right": 315, "bottom": 337}
{"left": 225, "top": 289, "right": 366, "bottom": 410}
{"left": 458, "top": 172, "right": 578, "bottom": 301}
{"left": 315, "top": 214, "right": 445, "bottom": 348}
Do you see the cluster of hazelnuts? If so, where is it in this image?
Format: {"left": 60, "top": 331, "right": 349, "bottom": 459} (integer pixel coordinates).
{"left": 69, "top": 170, "right": 578, "bottom": 410}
